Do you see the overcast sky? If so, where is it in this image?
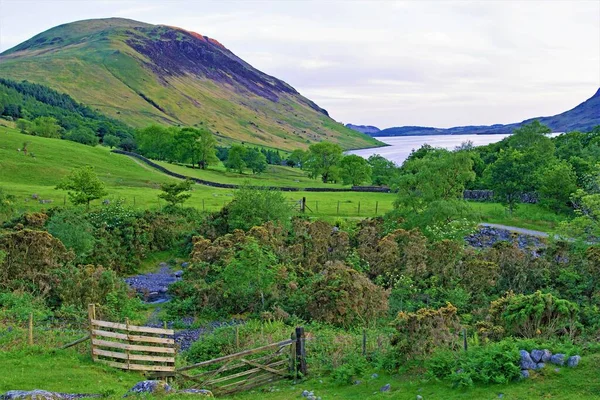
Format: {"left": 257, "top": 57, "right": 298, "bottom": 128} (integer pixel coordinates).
{"left": 0, "top": 0, "right": 599, "bottom": 129}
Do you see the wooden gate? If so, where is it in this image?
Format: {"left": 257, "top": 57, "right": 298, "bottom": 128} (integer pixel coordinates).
{"left": 177, "top": 327, "right": 307, "bottom": 395}
{"left": 88, "top": 304, "right": 176, "bottom": 374}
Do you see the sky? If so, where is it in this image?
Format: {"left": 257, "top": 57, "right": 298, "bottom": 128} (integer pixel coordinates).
{"left": 0, "top": 0, "right": 599, "bottom": 129}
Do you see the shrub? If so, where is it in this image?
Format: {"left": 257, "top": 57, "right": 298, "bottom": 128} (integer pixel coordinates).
{"left": 226, "top": 186, "right": 294, "bottom": 231}
{"left": 47, "top": 208, "right": 95, "bottom": 262}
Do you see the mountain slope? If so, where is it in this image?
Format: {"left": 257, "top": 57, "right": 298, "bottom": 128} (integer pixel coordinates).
{"left": 345, "top": 124, "right": 380, "bottom": 135}
{"left": 377, "top": 88, "right": 600, "bottom": 136}
{"left": 0, "top": 18, "right": 381, "bottom": 150}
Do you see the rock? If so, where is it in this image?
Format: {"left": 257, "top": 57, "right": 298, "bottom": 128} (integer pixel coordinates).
{"left": 159, "top": 287, "right": 168, "bottom": 293}
{"left": 519, "top": 349, "right": 537, "bottom": 370}
{"left": 520, "top": 370, "right": 530, "bottom": 379}
{"left": 31, "top": 194, "right": 39, "bottom": 199}
{"left": 541, "top": 349, "right": 552, "bottom": 362}
{"left": 1, "top": 391, "right": 101, "bottom": 400}
{"left": 177, "top": 389, "right": 213, "bottom": 397}
{"left": 353, "top": 380, "right": 361, "bottom": 385}
{"left": 301, "top": 390, "right": 310, "bottom": 398}
{"left": 124, "top": 381, "right": 172, "bottom": 396}
{"left": 554, "top": 368, "right": 561, "bottom": 372}
{"left": 371, "top": 373, "right": 379, "bottom": 379}
{"left": 550, "top": 354, "right": 566, "bottom": 366}
{"left": 417, "top": 396, "right": 423, "bottom": 400}
{"left": 174, "top": 270, "right": 184, "bottom": 278}
{"left": 535, "top": 362, "right": 545, "bottom": 370}
{"left": 102, "top": 199, "right": 110, "bottom": 205}
{"left": 181, "top": 262, "right": 190, "bottom": 268}
{"left": 159, "top": 262, "right": 169, "bottom": 268}
{"left": 380, "top": 384, "right": 391, "bottom": 392}
{"left": 498, "top": 394, "right": 504, "bottom": 399}
{"left": 567, "top": 355, "right": 581, "bottom": 367}
{"left": 530, "top": 349, "right": 544, "bottom": 363}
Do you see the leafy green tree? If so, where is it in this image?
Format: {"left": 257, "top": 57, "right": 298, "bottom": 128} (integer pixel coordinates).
{"left": 136, "top": 125, "right": 175, "bottom": 160}
{"left": 368, "top": 154, "right": 398, "bottom": 186}
{"left": 55, "top": 166, "right": 108, "bottom": 209}
{"left": 175, "top": 127, "right": 218, "bottom": 169}
{"left": 287, "top": 149, "right": 307, "bottom": 168}
{"left": 244, "top": 148, "right": 268, "bottom": 174}
{"left": 196, "top": 128, "right": 219, "bottom": 169}
{"left": 339, "top": 154, "right": 371, "bottom": 186}
{"left": 537, "top": 161, "right": 578, "bottom": 212}
{"left": 16, "top": 118, "right": 30, "bottom": 133}
{"left": 305, "top": 141, "right": 343, "bottom": 183}
{"left": 225, "top": 144, "right": 247, "bottom": 173}
{"left": 227, "top": 186, "right": 294, "bottom": 231}
{"left": 30, "top": 116, "right": 61, "bottom": 138}
{"left": 158, "top": 179, "right": 193, "bottom": 208}
{"left": 559, "top": 189, "right": 600, "bottom": 242}
{"left": 64, "top": 127, "right": 99, "bottom": 146}
{"left": 103, "top": 134, "right": 120, "bottom": 149}
{"left": 485, "top": 148, "right": 527, "bottom": 214}
{"left": 47, "top": 208, "right": 95, "bottom": 262}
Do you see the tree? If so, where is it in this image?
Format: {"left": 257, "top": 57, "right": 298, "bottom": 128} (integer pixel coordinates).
{"left": 227, "top": 186, "right": 294, "bottom": 231}
{"left": 537, "top": 161, "right": 578, "bottom": 212}
{"left": 225, "top": 144, "right": 247, "bottom": 173}
{"left": 244, "top": 148, "right": 268, "bottom": 174}
{"left": 64, "top": 127, "right": 99, "bottom": 146}
{"left": 30, "top": 116, "right": 61, "bottom": 138}
{"left": 16, "top": 118, "right": 30, "bottom": 133}
{"left": 158, "top": 179, "right": 193, "bottom": 208}
{"left": 196, "top": 128, "right": 219, "bottom": 169}
{"left": 287, "top": 149, "right": 306, "bottom": 168}
{"left": 103, "top": 134, "right": 120, "bottom": 149}
{"left": 368, "top": 154, "right": 398, "bottom": 186}
{"left": 55, "top": 166, "right": 108, "bottom": 209}
{"left": 136, "top": 125, "right": 175, "bottom": 160}
{"left": 486, "top": 148, "right": 527, "bottom": 214}
{"left": 305, "top": 141, "right": 343, "bottom": 183}
{"left": 175, "top": 127, "right": 219, "bottom": 169}
{"left": 339, "top": 154, "right": 372, "bottom": 186}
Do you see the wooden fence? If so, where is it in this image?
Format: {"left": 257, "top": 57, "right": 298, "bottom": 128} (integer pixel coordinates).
{"left": 176, "top": 327, "right": 307, "bottom": 395}
{"left": 88, "top": 304, "right": 176, "bottom": 374}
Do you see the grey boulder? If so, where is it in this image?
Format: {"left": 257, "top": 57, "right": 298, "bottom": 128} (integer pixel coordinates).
{"left": 530, "top": 349, "right": 544, "bottom": 363}
{"left": 550, "top": 354, "right": 566, "bottom": 366}
{"left": 124, "top": 381, "right": 172, "bottom": 396}
{"left": 520, "top": 370, "right": 530, "bottom": 379}
{"left": 535, "top": 362, "right": 545, "bottom": 370}
{"left": 519, "top": 350, "right": 537, "bottom": 370}
{"left": 380, "top": 384, "right": 391, "bottom": 392}
{"left": 567, "top": 355, "right": 581, "bottom": 367}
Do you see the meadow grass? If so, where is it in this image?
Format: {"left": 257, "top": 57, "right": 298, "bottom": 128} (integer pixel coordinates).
{"left": 0, "top": 127, "right": 564, "bottom": 230}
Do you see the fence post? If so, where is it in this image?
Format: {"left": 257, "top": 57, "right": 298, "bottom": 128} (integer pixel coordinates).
{"left": 235, "top": 326, "right": 240, "bottom": 350}
{"left": 463, "top": 328, "right": 468, "bottom": 351}
{"left": 202, "top": 199, "right": 205, "bottom": 211}
{"left": 375, "top": 201, "right": 378, "bottom": 215}
{"left": 295, "top": 327, "right": 307, "bottom": 378}
{"left": 126, "top": 318, "right": 131, "bottom": 369}
{"left": 28, "top": 313, "right": 33, "bottom": 346}
{"left": 289, "top": 331, "right": 297, "bottom": 377}
{"left": 358, "top": 201, "right": 361, "bottom": 216}
{"left": 88, "top": 304, "right": 96, "bottom": 361}
{"left": 362, "top": 328, "right": 366, "bottom": 356}
{"left": 133, "top": 196, "right": 136, "bottom": 206}
{"left": 337, "top": 201, "right": 340, "bottom": 215}
{"left": 315, "top": 201, "right": 318, "bottom": 212}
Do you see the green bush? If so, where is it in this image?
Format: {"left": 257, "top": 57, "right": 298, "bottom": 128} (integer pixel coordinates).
{"left": 331, "top": 355, "right": 369, "bottom": 384}
{"left": 0, "top": 291, "right": 52, "bottom": 322}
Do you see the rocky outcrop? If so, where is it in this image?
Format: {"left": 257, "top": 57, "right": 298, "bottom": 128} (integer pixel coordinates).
{"left": 1, "top": 391, "right": 100, "bottom": 400}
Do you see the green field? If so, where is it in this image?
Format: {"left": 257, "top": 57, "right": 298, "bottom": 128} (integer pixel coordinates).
{"left": 1, "top": 348, "right": 598, "bottom": 399}
{"left": 0, "top": 127, "right": 566, "bottom": 230}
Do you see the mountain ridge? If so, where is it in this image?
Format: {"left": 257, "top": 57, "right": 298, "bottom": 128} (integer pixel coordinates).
{"left": 375, "top": 88, "right": 600, "bottom": 136}
{"left": 0, "top": 18, "right": 380, "bottom": 151}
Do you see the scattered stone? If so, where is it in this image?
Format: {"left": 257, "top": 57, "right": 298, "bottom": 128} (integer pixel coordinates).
{"left": 102, "top": 199, "right": 110, "bottom": 205}
{"left": 177, "top": 389, "right": 213, "bottom": 397}
{"left": 124, "top": 267, "right": 180, "bottom": 303}
{"left": 0, "top": 391, "right": 101, "bottom": 400}
{"left": 541, "top": 349, "right": 552, "bottom": 362}
{"left": 567, "top": 355, "right": 581, "bottom": 367}
{"left": 530, "top": 349, "right": 544, "bottom": 363}
{"left": 124, "top": 381, "right": 172, "bottom": 396}
{"left": 520, "top": 370, "right": 530, "bottom": 379}
{"left": 519, "top": 350, "right": 537, "bottom": 370}
{"left": 31, "top": 194, "right": 39, "bottom": 199}
{"left": 353, "top": 380, "right": 361, "bottom": 385}
{"left": 181, "top": 262, "right": 190, "bottom": 268}
{"left": 159, "top": 262, "right": 169, "bottom": 268}
{"left": 498, "top": 394, "right": 504, "bottom": 399}
{"left": 39, "top": 199, "right": 53, "bottom": 204}
{"left": 535, "top": 362, "right": 545, "bottom": 370}
{"left": 417, "top": 396, "right": 423, "bottom": 400}
{"left": 554, "top": 368, "right": 561, "bottom": 373}
{"left": 174, "top": 270, "right": 184, "bottom": 277}
{"left": 371, "top": 373, "right": 379, "bottom": 379}
{"left": 380, "top": 384, "right": 391, "bottom": 392}
{"left": 301, "top": 390, "right": 310, "bottom": 397}
{"left": 550, "top": 354, "right": 566, "bottom": 366}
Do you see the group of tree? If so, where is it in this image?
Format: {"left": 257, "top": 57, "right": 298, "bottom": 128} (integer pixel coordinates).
{"left": 223, "top": 145, "right": 268, "bottom": 174}
{"left": 0, "top": 78, "right": 135, "bottom": 149}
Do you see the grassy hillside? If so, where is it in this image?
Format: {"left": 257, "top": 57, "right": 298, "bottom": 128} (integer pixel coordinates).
{"left": 0, "top": 18, "right": 381, "bottom": 151}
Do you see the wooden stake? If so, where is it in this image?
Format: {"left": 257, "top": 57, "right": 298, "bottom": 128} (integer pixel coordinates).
{"left": 88, "top": 304, "right": 96, "bottom": 361}
{"left": 362, "top": 328, "right": 366, "bottom": 356}
{"left": 375, "top": 201, "right": 378, "bottom": 215}
{"left": 295, "top": 327, "right": 307, "bottom": 377}
{"left": 28, "top": 313, "right": 33, "bottom": 345}
{"left": 358, "top": 201, "right": 361, "bottom": 215}
{"left": 337, "top": 201, "right": 340, "bottom": 215}
{"left": 235, "top": 326, "right": 240, "bottom": 350}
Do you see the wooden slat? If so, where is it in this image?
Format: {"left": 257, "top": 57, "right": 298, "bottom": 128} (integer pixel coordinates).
{"left": 128, "top": 334, "right": 174, "bottom": 345}
{"left": 91, "top": 319, "right": 174, "bottom": 335}
{"left": 94, "top": 348, "right": 128, "bottom": 360}
{"left": 219, "top": 375, "right": 285, "bottom": 395}
{"left": 92, "top": 339, "right": 175, "bottom": 354}
{"left": 93, "top": 329, "right": 128, "bottom": 340}
{"left": 97, "top": 359, "right": 174, "bottom": 372}
{"left": 217, "top": 371, "right": 285, "bottom": 392}
{"left": 94, "top": 348, "right": 174, "bottom": 363}
{"left": 191, "top": 352, "right": 286, "bottom": 377}
{"left": 240, "top": 358, "right": 288, "bottom": 376}
{"left": 177, "top": 339, "right": 293, "bottom": 372}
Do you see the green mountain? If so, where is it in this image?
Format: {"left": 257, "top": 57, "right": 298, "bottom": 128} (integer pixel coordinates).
{"left": 0, "top": 18, "right": 380, "bottom": 151}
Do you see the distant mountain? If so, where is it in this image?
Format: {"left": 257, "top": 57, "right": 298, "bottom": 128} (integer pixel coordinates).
{"left": 377, "top": 88, "right": 600, "bottom": 136}
{"left": 345, "top": 124, "right": 381, "bottom": 135}
{"left": 0, "top": 18, "right": 381, "bottom": 151}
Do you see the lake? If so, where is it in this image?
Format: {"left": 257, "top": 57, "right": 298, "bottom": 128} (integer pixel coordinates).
{"left": 347, "top": 134, "right": 511, "bottom": 165}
